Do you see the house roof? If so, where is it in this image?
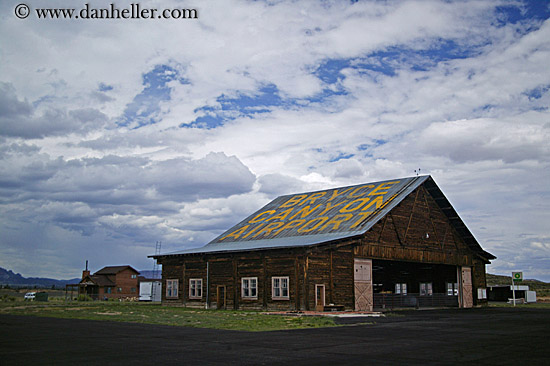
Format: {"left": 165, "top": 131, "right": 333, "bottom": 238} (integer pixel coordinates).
{"left": 155, "top": 175, "right": 494, "bottom": 261}
{"left": 94, "top": 265, "right": 139, "bottom": 275}
{"left": 79, "top": 274, "right": 115, "bottom": 287}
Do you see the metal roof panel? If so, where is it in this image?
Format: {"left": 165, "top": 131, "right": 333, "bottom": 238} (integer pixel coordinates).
{"left": 161, "top": 176, "right": 429, "bottom": 256}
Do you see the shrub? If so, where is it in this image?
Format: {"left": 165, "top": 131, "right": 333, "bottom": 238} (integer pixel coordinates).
{"left": 77, "top": 294, "right": 93, "bottom": 302}
{"left": 1, "top": 294, "right": 16, "bottom": 302}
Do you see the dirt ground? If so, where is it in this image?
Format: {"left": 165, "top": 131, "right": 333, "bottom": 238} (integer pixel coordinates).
{"left": 1, "top": 307, "right": 549, "bottom": 365}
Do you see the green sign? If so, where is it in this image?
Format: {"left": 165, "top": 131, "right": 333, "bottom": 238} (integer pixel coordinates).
{"left": 512, "top": 272, "right": 523, "bottom": 282}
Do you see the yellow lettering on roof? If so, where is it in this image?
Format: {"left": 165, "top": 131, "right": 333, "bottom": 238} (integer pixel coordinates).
{"left": 361, "top": 195, "right": 384, "bottom": 210}
{"left": 339, "top": 198, "right": 370, "bottom": 213}
{"left": 220, "top": 225, "right": 250, "bottom": 241}
{"left": 272, "top": 219, "right": 306, "bottom": 236}
{"left": 347, "top": 185, "right": 374, "bottom": 198}
{"left": 368, "top": 181, "right": 400, "bottom": 196}
{"left": 248, "top": 210, "right": 276, "bottom": 223}
{"left": 288, "top": 204, "right": 320, "bottom": 220}
{"left": 252, "top": 222, "right": 286, "bottom": 238}
{"left": 299, "top": 191, "right": 326, "bottom": 206}
{"left": 266, "top": 208, "right": 294, "bottom": 222}
{"left": 280, "top": 194, "right": 308, "bottom": 208}
{"left": 327, "top": 187, "right": 353, "bottom": 202}
{"left": 298, "top": 217, "right": 329, "bottom": 233}
{"left": 317, "top": 200, "right": 348, "bottom": 216}
{"left": 320, "top": 214, "right": 353, "bottom": 231}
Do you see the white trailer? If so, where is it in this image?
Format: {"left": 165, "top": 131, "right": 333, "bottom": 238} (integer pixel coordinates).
{"left": 139, "top": 280, "right": 162, "bottom": 302}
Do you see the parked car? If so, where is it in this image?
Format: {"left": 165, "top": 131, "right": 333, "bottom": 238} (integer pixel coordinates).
{"left": 24, "top": 292, "right": 36, "bottom": 301}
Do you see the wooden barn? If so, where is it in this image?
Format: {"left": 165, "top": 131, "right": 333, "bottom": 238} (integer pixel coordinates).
{"left": 153, "top": 176, "right": 495, "bottom": 311}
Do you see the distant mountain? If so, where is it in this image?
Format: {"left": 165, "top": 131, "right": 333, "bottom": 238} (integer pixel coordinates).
{"left": 0, "top": 267, "right": 79, "bottom": 288}
{"left": 138, "top": 270, "right": 162, "bottom": 279}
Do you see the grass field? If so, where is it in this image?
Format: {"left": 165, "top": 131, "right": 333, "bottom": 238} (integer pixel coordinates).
{"left": 0, "top": 300, "right": 337, "bottom": 331}
{"left": 488, "top": 302, "right": 550, "bottom": 309}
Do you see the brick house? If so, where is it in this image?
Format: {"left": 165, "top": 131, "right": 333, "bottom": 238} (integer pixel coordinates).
{"left": 79, "top": 265, "right": 140, "bottom": 300}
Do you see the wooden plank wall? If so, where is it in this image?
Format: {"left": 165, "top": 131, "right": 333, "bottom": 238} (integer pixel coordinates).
{"left": 356, "top": 185, "right": 476, "bottom": 267}
{"left": 472, "top": 258, "right": 488, "bottom": 305}
{"left": 158, "top": 244, "right": 356, "bottom": 311}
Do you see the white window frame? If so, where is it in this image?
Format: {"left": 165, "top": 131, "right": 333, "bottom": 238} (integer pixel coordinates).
{"left": 166, "top": 279, "right": 179, "bottom": 298}
{"left": 446, "top": 282, "right": 459, "bottom": 296}
{"left": 241, "top": 277, "right": 258, "bottom": 299}
{"left": 395, "top": 283, "right": 407, "bottom": 295}
{"left": 477, "top": 288, "right": 487, "bottom": 300}
{"left": 420, "top": 282, "right": 433, "bottom": 296}
{"left": 272, "top": 277, "right": 290, "bottom": 300}
{"left": 189, "top": 278, "right": 203, "bottom": 299}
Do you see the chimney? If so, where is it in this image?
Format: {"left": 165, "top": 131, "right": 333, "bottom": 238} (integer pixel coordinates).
{"left": 82, "top": 260, "right": 90, "bottom": 279}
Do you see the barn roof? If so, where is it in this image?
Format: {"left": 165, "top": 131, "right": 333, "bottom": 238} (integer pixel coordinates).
{"left": 156, "top": 175, "right": 494, "bottom": 261}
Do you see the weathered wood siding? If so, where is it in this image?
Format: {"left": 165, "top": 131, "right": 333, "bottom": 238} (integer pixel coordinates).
{"left": 356, "top": 185, "right": 475, "bottom": 266}
{"left": 158, "top": 244, "right": 356, "bottom": 311}
{"left": 160, "top": 256, "right": 185, "bottom": 305}
{"left": 472, "top": 258, "right": 488, "bottom": 305}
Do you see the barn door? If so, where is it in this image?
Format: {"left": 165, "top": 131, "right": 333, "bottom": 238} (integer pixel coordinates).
{"left": 217, "top": 286, "right": 226, "bottom": 309}
{"left": 315, "top": 284, "right": 325, "bottom": 311}
{"left": 354, "top": 259, "right": 373, "bottom": 311}
{"left": 459, "top": 267, "right": 473, "bottom": 308}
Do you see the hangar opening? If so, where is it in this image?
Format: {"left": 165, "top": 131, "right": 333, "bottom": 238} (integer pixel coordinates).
{"left": 372, "top": 260, "right": 461, "bottom": 309}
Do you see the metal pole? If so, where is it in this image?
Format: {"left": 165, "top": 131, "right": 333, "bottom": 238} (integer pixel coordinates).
{"left": 512, "top": 276, "right": 516, "bottom": 307}
{"left": 205, "top": 261, "right": 209, "bottom": 309}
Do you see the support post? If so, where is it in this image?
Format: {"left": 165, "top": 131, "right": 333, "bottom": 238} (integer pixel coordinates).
{"left": 206, "top": 260, "right": 210, "bottom": 309}
{"left": 512, "top": 277, "right": 516, "bottom": 307}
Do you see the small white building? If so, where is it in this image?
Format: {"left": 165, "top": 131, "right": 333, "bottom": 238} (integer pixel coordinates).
{"left": 487, "top": 284, "right": 537, "bottom": 303}
{"left": 139, "top": 280, "right": 162, "bottom": 302}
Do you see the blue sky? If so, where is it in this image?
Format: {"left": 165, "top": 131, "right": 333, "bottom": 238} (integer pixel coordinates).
{"left": 0, "top": 0, "right": 549, "bottom": 281}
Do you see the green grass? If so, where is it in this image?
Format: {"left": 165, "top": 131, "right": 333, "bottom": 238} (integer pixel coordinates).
{"left": 488, "top": 302, "right": 550, "bottom": 309}
{"left": 0, "top": 300, "right": 337, "bottom": 331}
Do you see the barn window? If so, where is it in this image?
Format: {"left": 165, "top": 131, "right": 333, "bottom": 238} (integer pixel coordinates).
{"left": 166, "top": 279, "right": 179, "bottom": 298}
{"left": 189, "top": 279, "right": 203, "bottom": 299}
{"left": 446, "top": 282, "right": 458, "bottom": 296}
{"left": 117, "top": 287, "right": 122, "bottom": 293}
{"left": 131, "top": 274, "right": 137, "bottom": 279}
{"left": 241, "top": 277, "right": 258, "bottom": 299}
{"left": 272, "top": 277, "right": 289, "bottom": 299}
{"left": 131, "top": 287, "right": 136, "bottom": 293}
{"left": 477, "top": 288, "right": 487, "bottom": 299}
{"left": 395, "top": 283, "right": 407, "bottom": 295}
{"left": 420, "top": 282, "right": 433, "bottom": 296}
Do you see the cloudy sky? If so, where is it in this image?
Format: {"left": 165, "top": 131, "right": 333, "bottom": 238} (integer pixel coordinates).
{"left": 1, "top": 0, "right": 549, "bottom": 281}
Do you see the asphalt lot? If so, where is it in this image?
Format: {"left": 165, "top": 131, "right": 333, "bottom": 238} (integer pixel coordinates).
{"left": 1, "top": 307, "right": 548, "bottom": 365}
